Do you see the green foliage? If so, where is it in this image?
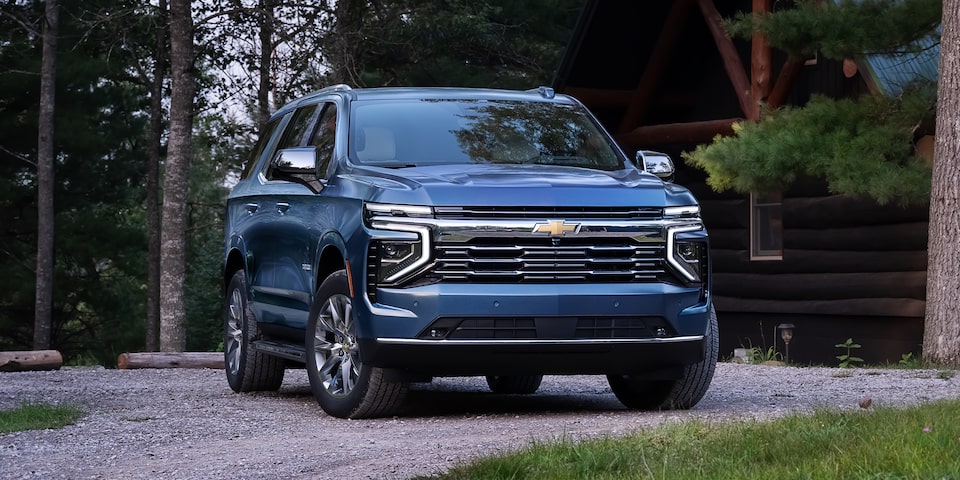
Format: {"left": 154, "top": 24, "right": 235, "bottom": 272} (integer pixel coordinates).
{"left": 423, "top": 399, "right": 960, "bottom": 480}
{"left": 1, "top": 0, "right": 586, "bottom": 364}
{"left": 316, "top": 0, "right": 584, "bottom": 89}
{"left": 748, "top": 345, "right": 782, "bottom": 364}
{"left": 0, "top": 403, "right": 84, "bottom": 434}
{"left": 835, "top": 338, "right": 865, "bottom": 368}
{"left": 738, "top": 339, "right": 782, "bottom": 364}
{"left": 898, "top": 352, "right": 923, "bottom": 369}
{"left": 682, "top": 86, "right": 936, "bottom": 206}
{"left": 0, "top": 0, "right": 154, "bottom": 364}
{"left": 724, "top": 0, "right": 941, "bottom": 59}
{"left": 184, "top": 115, "right": 244, "bottom": 352}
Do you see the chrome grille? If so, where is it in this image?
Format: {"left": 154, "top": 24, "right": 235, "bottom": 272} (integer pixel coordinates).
{"left": 433, "top": 238, "right": 665, "bottom": 282}
{"left": 433, "top": 206, "right": 662, "bottom": 219}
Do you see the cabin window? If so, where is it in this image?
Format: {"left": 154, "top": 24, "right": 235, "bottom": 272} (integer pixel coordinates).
{"left": 750, "top": 192, "right": 783, "bottom": 260}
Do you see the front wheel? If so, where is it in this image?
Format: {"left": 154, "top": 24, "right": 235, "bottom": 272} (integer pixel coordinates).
{"left": 607, "top": 305, "right": 719, "bottom": 410}
{"left": 305, "top": 270, "right": 407, "bottom": 419}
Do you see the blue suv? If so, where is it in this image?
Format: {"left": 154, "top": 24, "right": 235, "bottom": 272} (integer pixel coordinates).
{"left": 222, "top": 85, "right": 717, "bottom": 418}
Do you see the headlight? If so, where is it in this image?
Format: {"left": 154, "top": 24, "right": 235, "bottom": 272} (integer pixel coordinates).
{"left": 364, "top": 203, "right": 433, "bottom": 286}
{"left": 373, "top": 237, "right": 426, "bottom": 283}
{"left": 666, "top": 225, "right": 706, "bottom": 283}
{"left": 664, "top": 205, "right": 700, "bottom": 218}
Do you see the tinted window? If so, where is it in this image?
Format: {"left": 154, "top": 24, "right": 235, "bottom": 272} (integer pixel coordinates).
{"left": 309, "top": 103, "right": 338, "bottom": 178}
{"left": 277, "top": 104, "right": 320, "bottom": 150}
{"left": 242, "top": 118, "right": 283, "bottom": 179}
{"left": 349, "top": 99, "right": 624, "bottom": 170}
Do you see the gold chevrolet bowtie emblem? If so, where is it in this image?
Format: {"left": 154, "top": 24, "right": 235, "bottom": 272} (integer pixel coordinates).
{"left": 532, "top": 220, "right": 580, "bottom": 236}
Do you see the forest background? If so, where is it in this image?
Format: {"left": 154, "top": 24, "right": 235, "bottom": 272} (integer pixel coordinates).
{"left": 3, "top": 0, "right": 959, "bottom": 367}
{"left": 0, "top": 0, "right": 585, "bottom": 365}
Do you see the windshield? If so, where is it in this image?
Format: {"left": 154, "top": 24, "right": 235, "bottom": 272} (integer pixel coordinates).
{"left": 349, "top": 99, "right": 626, "bottom": 171}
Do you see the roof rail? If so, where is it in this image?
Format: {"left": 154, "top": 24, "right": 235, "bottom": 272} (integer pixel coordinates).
{"left": 527, "top": 86, "right": 555, "bottom": 99}
{"left": 315, "top": 84, "right": 352, "bottom": 94}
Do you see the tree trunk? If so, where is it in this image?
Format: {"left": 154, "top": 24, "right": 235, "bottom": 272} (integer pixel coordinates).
{"left": 146, "top": 0, "right": 168, "bottom": 352}
{"left": 257, "top": 0, "right": 275, "bottom": 130}
{"left": 160, "top": 0, "right": 195, "bottom": 352}
{"left": 33, "top": 0, "right": 59, "bottom": 350}
{"left": 924, "top": 0, "right": 960, "bottom": 366}
{"left": 329, "top": 0, "right": 362, "bottom": 85}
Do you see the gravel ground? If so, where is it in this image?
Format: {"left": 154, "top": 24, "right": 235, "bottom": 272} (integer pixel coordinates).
{"left": 1, "top": 363, "right": 958, "bottom": 479}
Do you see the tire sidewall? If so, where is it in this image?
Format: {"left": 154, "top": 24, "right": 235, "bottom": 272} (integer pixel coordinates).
{"left": 225, "top": 270, "right": 251, "bottom": 392}
{"left": 305, "top": 270, "right": 373, "bottom": 418}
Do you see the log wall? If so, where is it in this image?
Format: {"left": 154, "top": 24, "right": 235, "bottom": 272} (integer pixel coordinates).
{"left": 698, "top": 188, "right": 929, "bottom": 363}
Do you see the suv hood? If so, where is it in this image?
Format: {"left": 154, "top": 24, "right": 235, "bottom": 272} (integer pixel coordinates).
{"left": 340, "top": 163, "right": 698, "bottom": 208}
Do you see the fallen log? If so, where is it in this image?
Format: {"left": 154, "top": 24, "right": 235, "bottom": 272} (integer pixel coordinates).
{"left": 117, "top": 352, "right": 224, "bottom": 370}
{"left": 0, "top": 350, "right": 63, "bottom": 372}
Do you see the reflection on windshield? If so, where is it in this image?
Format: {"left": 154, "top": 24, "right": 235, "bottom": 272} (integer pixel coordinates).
{"left": 350, "top": 99, "right": 624, "bottom": 171}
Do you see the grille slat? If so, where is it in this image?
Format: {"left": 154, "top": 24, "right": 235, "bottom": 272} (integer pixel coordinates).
{"left": 433, "top": 239, "right": 665, "bottom": 283}
{"left": 422, "top": 316, "right": 673, "bottom": 340}
{"left": 434, "top": 206, "right": 663, "bottom": 219}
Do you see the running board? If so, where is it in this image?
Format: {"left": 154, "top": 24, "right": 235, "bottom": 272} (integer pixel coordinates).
{"left": 253, "top": 340, "right": 307, "bottom": 363}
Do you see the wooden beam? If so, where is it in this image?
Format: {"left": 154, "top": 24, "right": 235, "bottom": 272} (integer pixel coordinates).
{"left": 614, "top": 118, "right": 741, "bottom": 149}
{"left": 696, "top": 0, "right": 754, "bottom": 119}
{"left": 618, "top": 0, "right": 693, "bottom": 133}
{"left": 117, "top": 351, "right": 224, "bottom": 369}
{"left": 561, "top": 87, "right": 634, "bottom": 107}
{"left": 767, "top": 57, "right": 804, "bottom": 109}
{"left": 0, "top": 350, "right": 63, "bottom": 372}
{"left": 750, "top": 0, "right": 772, "bottom": 119}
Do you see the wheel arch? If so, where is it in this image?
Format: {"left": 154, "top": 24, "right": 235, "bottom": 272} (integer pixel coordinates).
{"left": 223, "top": 248, "right": 247, "bottom": 294}
{"left": 315, "top": 232, "right": 347, "bottom": 291}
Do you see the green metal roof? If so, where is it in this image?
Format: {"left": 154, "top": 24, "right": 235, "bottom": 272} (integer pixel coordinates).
{"left": 861, "top": 32, "right": 940, "bottom": 96}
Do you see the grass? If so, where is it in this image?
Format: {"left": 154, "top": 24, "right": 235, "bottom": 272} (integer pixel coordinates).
{"left": 419, "top": 399, "right": 960, "bottom": 479}
{"left": 0, "top": 403, "right": 84, "bottom": 434}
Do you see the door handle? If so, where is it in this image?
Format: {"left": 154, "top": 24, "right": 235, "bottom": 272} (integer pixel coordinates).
{"left": 277, "top": 202, "right": 290, "bottom": 214}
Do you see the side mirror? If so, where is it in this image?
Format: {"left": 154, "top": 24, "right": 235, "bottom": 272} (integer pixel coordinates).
{"left": 272, "top": 147, "right": 323, "bottom": 192}
{"left": 635, "top": 150, "right": 675, "bottom": 182}
{"left": 273, "top": 147, "right": 318, "bottom": 175}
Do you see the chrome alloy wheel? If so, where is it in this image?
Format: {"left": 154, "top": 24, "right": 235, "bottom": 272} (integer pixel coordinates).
{"left": 225, "top": 287, "right": 244, "bottom": 376}
{"left": 312, "top": 293, "right": 360, "bottom": 397}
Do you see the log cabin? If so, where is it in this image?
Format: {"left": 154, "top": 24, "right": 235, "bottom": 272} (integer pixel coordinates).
{"left": 553, "top": 0, "right": 939, "bottom": 365}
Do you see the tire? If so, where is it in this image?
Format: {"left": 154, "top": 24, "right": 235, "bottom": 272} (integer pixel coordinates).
{"left": 224, "top": 270, "right": 285, "bottom": 393}
{"left": 485, "top": 375, "right": 543, "bottom": 394}
{"left": 607, "top": 305, "right": 719, "bottom": 410}
{"left": 305, "top": 270, "right": 407, "bottom": 419}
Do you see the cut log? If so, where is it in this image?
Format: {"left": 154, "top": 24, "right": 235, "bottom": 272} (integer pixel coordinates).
{"left": 697, "top": 0, "right": 753, "bottom": 119}
{"left": 117, "top": 352, "right": 224, "bottom": 370}
{"left": 614, "top": 118, "right": 740, "bottom": 149}
{"left": 0, "top": 350, "right": 63, "bottom": 372}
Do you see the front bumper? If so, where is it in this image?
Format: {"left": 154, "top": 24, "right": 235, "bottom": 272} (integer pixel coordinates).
{"left": 356, "top": 282, "right": 710, "bottom": 375}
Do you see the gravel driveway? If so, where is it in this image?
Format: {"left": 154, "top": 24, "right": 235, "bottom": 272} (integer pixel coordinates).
{"left": 1, "top": 363, "right": 958, "bottom": 479}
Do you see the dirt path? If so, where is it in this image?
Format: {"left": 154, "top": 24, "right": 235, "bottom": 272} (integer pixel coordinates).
{"left": 1, "top": 364, "right": 958, "bottom": 479}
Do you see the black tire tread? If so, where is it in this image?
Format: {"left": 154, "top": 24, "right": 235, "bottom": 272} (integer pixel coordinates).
{"left": 608, "top": 305, "right": 719, "bottom": 410}
{"left": 307, "top": 270, "right": 408, "bottom": 419}
{"left": 225, "top": 270, "right": 285, "bottom": 393}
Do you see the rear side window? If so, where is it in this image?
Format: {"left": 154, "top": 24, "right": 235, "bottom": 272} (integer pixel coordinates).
{"left": 241, "top": 119, "right": 283, "bottom": 180}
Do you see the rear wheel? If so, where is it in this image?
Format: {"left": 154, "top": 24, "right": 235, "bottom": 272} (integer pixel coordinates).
{"left": 224, "top": 270, "right": 285, "bottom": 392}
{"left": 607, "top": 305, "right": 719, "bottom": 410}
{"left": 485, "top": 375, "right": 543, "bottom": 394}
{"left": 306, "top": 270, "right": 407, "bottom": 419}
